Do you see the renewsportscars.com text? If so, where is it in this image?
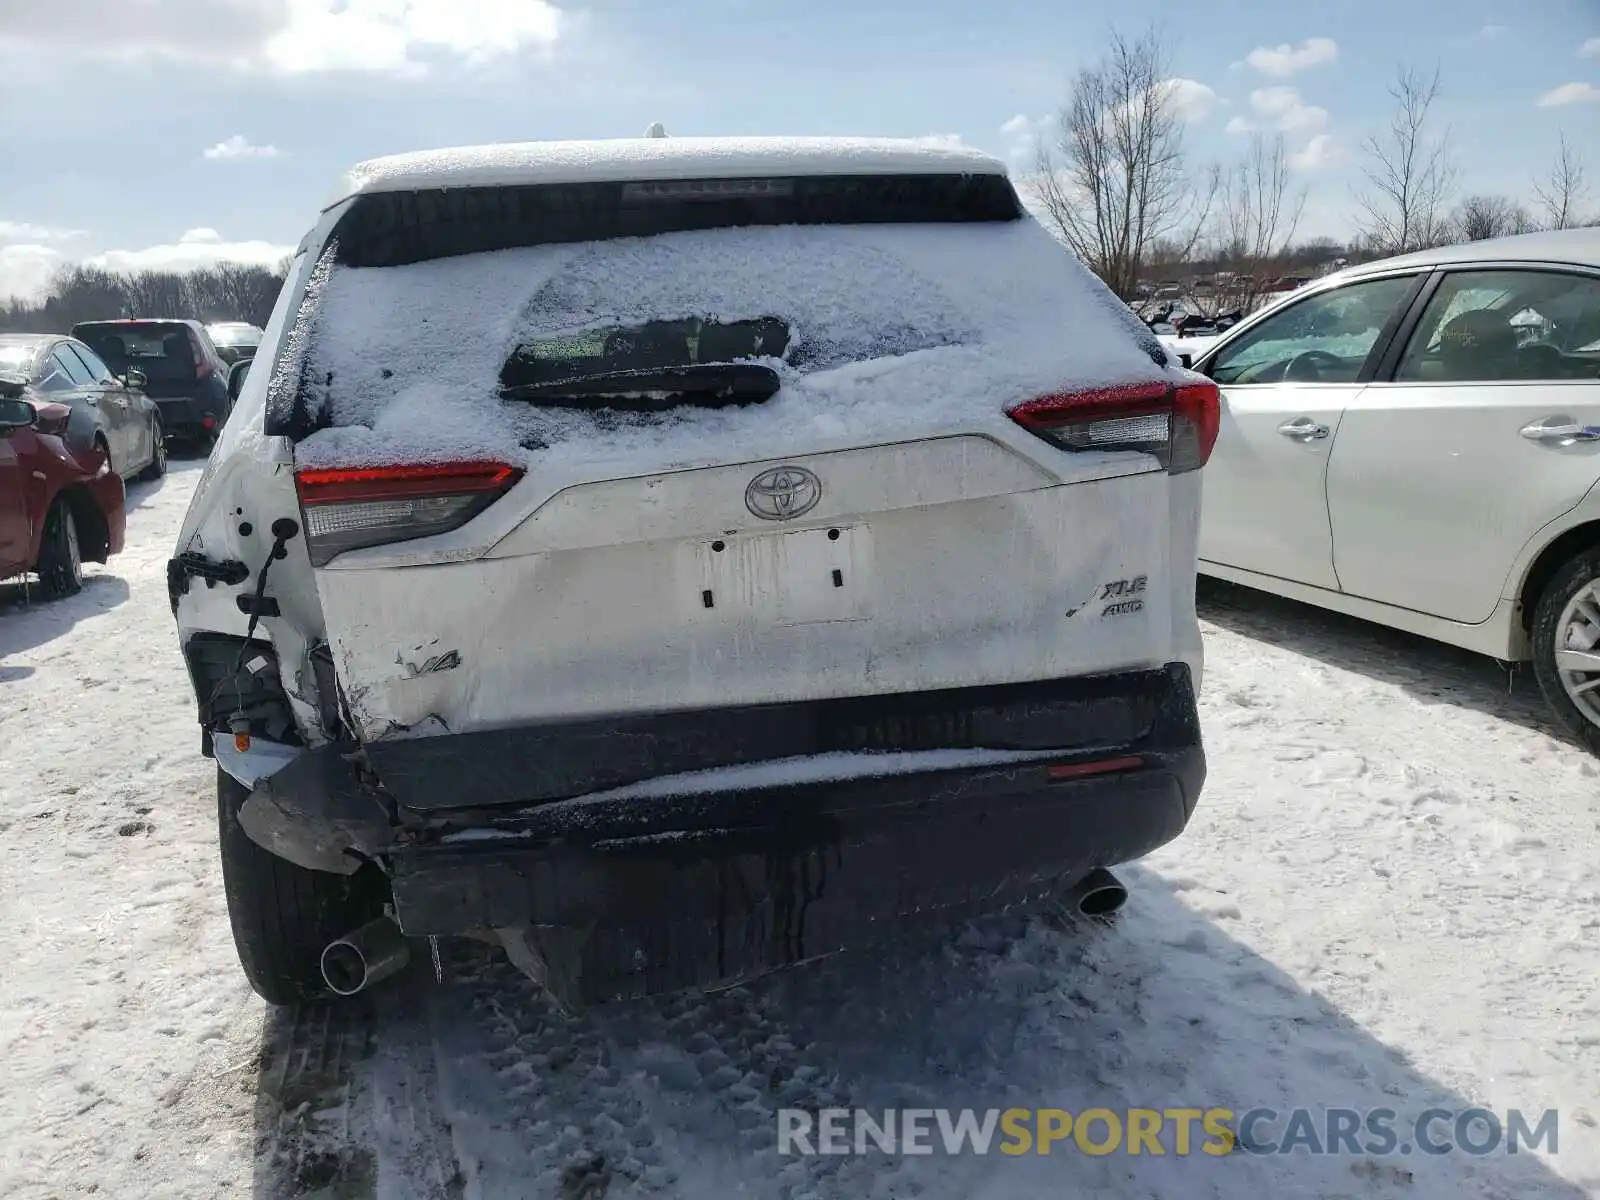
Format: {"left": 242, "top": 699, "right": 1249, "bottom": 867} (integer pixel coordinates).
{"left": 776, "top": 1107, "right": 1560, "bottom": 1158}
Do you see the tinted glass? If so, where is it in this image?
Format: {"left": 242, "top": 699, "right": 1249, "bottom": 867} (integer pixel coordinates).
{"left": 52, "top": 348, "right": 95, "bottom": 387}
{"left": 0, "top": 343, "right": 34, "bottom": 374}
{"left": 331, "top": 174, "right": 1025, "bottom": 268}
{"left": 1210, "top": 275, "right": 1418, "bottom": 385}
{"left": 63, "top": 343, "right": 114, "bottom": 384}
{"left": 1396, "top": 270, "right": 1600, "bottom": 382}
{"left": 78, "top": 322, "right": 197, "bottom": 381}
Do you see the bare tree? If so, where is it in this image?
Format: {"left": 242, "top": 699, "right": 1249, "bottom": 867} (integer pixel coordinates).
{"left": 0, "top": 263, "right": 289, "bottom": 334}
{"left": 1449, "top": 193, "right": 1536, "bottom": 242}
{"left": 1354, "top": 66, "right": 1458, "bottom": 254}
{"left": 1210, "top": 134, "right": 1306, "bottom": 313}
{"left": 1032, "top": 28, "right": 1218, "bottom": 298}
{"left": 1534, "top": 134, "right": 1590, "bottom": 231}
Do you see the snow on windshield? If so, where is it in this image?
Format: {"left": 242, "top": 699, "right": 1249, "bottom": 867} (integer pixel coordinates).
{"left": 292, "top": 219, "right": 1172, "bottom": 471}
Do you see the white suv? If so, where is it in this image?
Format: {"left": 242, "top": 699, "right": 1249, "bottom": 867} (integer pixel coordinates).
{"left": 170, "top": 136, "right": 1216, "bottom": 1007}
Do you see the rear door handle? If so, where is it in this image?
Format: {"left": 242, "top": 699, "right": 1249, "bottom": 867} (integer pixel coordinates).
{"left": 1278, "top": 417, "right": 1330, "bottom": 441}
{"left": 1521, "top": 417, "right": 1600, "bottom": 444}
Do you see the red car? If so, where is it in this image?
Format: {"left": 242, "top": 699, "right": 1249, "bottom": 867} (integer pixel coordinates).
{"left": 0, "top": 376, "right": 126, "bottom": 597}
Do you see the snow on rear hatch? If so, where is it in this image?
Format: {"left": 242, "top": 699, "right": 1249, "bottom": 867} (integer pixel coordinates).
{"left": 291, "top": 193, "right": 1172, "bottom": 474}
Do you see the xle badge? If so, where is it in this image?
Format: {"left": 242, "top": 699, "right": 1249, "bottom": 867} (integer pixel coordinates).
{"left": 1100, "top": 575, "right": 1147, "bottom": 618}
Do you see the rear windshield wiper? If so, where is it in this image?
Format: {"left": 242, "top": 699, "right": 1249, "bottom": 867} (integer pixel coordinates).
{"left": 500, "top": 363, "right": 781, "bottom": 412}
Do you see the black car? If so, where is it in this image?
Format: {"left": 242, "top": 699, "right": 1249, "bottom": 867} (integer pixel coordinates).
{"left": 206, "top": 321, "right": 264, "bottom": 366}
{"left": 71, "top": 319, "right": 234, "bottom": 448}
{"left": 0, "top": 332, "right": 166, "bottom": 481}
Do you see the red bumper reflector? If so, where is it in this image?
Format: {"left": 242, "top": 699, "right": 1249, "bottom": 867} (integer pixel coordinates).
{"left": 1047, "top": 755, "right": 1144, "bottom": 780}
{"left": 201, "top": 415, "right": 216, "bottom": 429}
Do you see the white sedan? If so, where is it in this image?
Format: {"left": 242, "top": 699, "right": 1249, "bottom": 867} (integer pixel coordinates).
{"left": 1188, "top": 228, "right": 1600, "bottom": 754}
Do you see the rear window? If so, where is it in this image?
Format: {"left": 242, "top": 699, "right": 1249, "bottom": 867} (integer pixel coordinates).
{"left": 274, "top": 175, "right": 1171, "bottom": 469}
{"left": 328, "top": 174, "right": 1024, "bottom": 268}
{"left": 0, "top": 343, "right": 35, "bottom": 374}
{"left": 76, "top": 324, "right": 197, "bottom": 380}
{"left": 208, "top": 324, "right": 261, "bottom": 348}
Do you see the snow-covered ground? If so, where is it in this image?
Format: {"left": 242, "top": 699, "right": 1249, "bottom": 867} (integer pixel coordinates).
{"left": 1, "top": 464, "right": 1596, "bottom": 1200}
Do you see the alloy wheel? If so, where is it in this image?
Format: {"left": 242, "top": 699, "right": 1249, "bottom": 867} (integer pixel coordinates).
{"left": 1555, "top": 575, "right": 1600, "bottom": 729}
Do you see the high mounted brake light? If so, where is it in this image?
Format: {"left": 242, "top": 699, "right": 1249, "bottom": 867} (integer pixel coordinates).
{"left": 294, "top": 461, "right": 523, "bottom": 565}
{"left": 1006, "top": 380, "right": 1221, "bottom": 474}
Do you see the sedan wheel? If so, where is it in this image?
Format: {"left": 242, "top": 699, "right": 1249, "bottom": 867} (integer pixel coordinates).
{"left": 36, "top": 497, "right": 83, "bottom": 598}
{"left": 1532, "top": 550, "right": 1600, "bottom": 756}
{"left": 136, "top": 418, "right": 167, "bottom": 482}
{"left": 1555, "top": 578, "right": 1600, "bottom": 723}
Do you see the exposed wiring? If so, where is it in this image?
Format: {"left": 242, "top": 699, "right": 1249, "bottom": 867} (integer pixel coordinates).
{"left": 207, "top": 519, "right": 300, "bottom": 725}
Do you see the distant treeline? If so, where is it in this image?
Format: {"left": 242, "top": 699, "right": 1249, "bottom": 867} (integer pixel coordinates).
{"left": 0, "top": 260, "right": 292, "bottom": 335}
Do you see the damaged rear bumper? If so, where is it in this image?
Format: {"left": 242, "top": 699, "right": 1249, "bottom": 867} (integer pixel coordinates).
{"left": 233, "top": 663, "right": 1204, "bottom": 1001}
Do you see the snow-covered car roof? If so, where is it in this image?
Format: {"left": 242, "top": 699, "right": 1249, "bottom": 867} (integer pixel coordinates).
{"left": 1331, "top": 227, "right": 1600, "bottom": 281}
{"left": 325, "top": 136, "right": 1008, "bottom": 211}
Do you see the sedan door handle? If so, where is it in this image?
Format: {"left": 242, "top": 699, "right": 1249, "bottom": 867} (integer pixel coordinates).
{"left": 1278, "top": 417, "right": 1330, "bottom": 441}
{"left": 1520, "top": 417, "right": 1600, "bottom": 445}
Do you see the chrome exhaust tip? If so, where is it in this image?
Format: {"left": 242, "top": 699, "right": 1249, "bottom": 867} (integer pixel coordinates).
{"left": 1064, "top": 867, "right": 1129, "bottom": 918}
{"left": 321, "top": 915, "right": 411, "bottom": 997}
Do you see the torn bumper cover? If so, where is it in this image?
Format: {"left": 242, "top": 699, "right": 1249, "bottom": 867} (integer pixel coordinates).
{"left": 236, "top": 664, "right": 1203, "bottom": 1000}
{"left": 374, "top": 663, "right": 1202, "bottom": 1001}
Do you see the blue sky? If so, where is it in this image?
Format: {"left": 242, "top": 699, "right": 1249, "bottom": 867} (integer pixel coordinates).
{"left": 1, "top": 0, "right": 1597, "bottom": 299}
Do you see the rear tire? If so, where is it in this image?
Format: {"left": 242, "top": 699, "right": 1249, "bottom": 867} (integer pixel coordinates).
{"left": 216, "top": 768, "right": 388, "bottom": 1005}
{"left": 1531, "top": 546, "right": 1600, "bottom": 757}
{"left": 35, "top": 497, "right": 83, "bottom": 598}
{"left": 134, "top": 418, "right": 166, "bottom": 482}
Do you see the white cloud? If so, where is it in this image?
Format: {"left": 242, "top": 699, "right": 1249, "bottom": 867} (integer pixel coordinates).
{"left": 0, "top": 220, "right": 86, "bottom": 243}
{"left": 203, "top": 134, "right": 281, "bottom": 161}
{"left": 1288, "top": 134, "right": 1347, "bottom": 172}
{"left": 1226, "top": 86, "right": 1329, "bottom": 134}
{"left": 1244, "top": 37, "right": 1338, "bottom": 78}
{"left": 1537, "top": 81, "right": 1600, "bottom": 107}
{"left": 1580, "top": 37, "right": 1600, "bottom": 58}
{"left": 1475, "top": 24, "right": 1506, "bottom": 39}
{"left": 263, "top": 0, "right": 564, "bottom": 74}
{"left": 1000, "top": 112, "right": 1053, "bottom": 169}
{"left": 1153, "top": 78, "right": 1222, "bottom": 123}
{"left": 85, "top": 230, "right": 294, "bottom": 274}
{"left": 0, "top": 244, "right": 66, "bottom": 302}
{"left": 0, "top": 0, "right": 566, "bottom": 74}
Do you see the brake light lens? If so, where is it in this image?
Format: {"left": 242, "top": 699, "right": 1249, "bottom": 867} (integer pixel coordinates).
{"left": 294, "top": 461, "right": 524, "bottom": 566}
{"left": 33, "top": 401, "right": 72, "bottom": 437}
{"left": 1006, "top": 380, "right": 1221, "bottom": 474}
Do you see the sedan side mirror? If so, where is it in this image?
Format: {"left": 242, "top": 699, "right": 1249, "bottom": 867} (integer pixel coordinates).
{"left": 0, "top": 397, "right": 38, "bottom": 430}
{"left": 122, "top": 368, "right": 148, "bottom": 390}
{"left": 227, "top": 359, "right": 251, "bottom": 402}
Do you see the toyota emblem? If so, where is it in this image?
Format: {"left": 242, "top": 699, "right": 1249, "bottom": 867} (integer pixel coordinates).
{"left": 745, "top": 465, "right": 822, "bottom": 521}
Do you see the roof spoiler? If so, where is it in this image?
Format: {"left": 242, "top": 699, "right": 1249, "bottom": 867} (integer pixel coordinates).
{"left": 0, "top": 372, "right": 27, "bottom": 400}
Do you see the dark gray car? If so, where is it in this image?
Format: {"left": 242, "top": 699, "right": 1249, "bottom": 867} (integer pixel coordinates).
{"left": 0, "top": 333, "right": 166, "bottom": 481}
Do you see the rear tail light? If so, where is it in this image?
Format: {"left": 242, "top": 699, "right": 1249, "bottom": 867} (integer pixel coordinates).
{"left": 1006, "top": 380, "right": 1221, "bottom": 474}
{"left": 201, "top": 414, "right": 216, "bottom": 430}
{"left": 294, "top": 461, "right": 524, "bottom": 566}
{"left": 33, "top": 401, "right": 72, "bottom": 437}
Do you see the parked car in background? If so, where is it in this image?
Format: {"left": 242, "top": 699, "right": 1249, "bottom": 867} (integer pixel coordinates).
{"left": 0, "top": 386, "right": 126, "bottom": 597}
{"left": 71, "top": 319, "right": 234, "bottom": 450}
{"left": 171, "top": 135, "right": 1216, "bottom": 1008}
{"left": 1186, "top": 227, "right": 1600, "bottom": 754}
{"left": 0, "top": 333, "right": 166, "bottom": 481}
{"left": 206, "top": 321, "right": 264, "bottom": 366}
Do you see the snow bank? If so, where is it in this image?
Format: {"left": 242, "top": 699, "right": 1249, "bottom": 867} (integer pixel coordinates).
{"left": 292, "top": 219, "right": 1172, "bottom": 472}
